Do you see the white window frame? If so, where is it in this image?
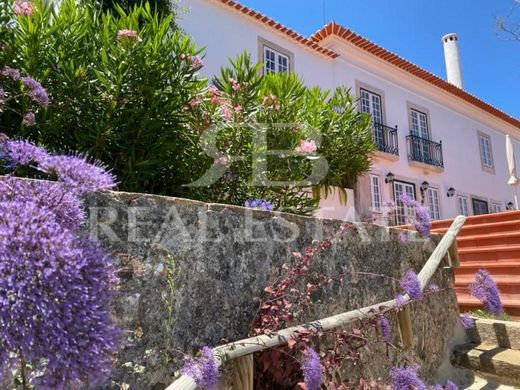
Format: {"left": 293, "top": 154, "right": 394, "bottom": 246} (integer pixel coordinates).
{"left": 490, "top": 201, "right": 502, "bottom": 214}
{"left": 410, "top": 109, "right": 430, "bottom": 140}
{"left": 426, "top": 187, "right": 441, "bottom": 220}
{"left": 478, "top": 132, "right": 494, "bottom": 169}
{"left": 393, "top": 180, "right": 416, "bottom": 225}
{"left": 370, "top": 174, "right": 382, "bottom": 212}
{"left": 360, "top": 88, "right": 383, "bottom": 125}
{"left": 263, "top": 46, "right": 289, "bottom": 75}
{"left": 457, "top": 194, "right": 469, "bottom": 216}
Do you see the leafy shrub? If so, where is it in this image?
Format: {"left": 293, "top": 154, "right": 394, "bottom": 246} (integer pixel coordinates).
{"left": 182, "top": 53, "right": 375, "bottom": 214}
{"left": 0, "top": 0, "right": 204, "bottom": 193}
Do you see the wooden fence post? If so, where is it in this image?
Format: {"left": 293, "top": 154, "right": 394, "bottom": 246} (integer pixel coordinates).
{"left": 397, "top": 306, "right": 413, "bottom": 348}
{"left": 231, "top": 354, "right": 253, "bottom": 390}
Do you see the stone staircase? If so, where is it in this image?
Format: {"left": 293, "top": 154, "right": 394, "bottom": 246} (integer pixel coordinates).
{"left": 452, "top": 318, "right": 520, "bottom": 386}
{"left": 431, "top": 211, "right": 520, "bottom": 317}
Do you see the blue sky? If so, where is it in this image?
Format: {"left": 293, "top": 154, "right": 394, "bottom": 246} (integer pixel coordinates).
{"left": 239, "top": 0, "right": 520, "bottom": 119}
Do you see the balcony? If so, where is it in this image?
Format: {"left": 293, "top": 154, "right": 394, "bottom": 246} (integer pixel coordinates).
{"left": 406, "top": 134, "right": 444, "bottom": 168}
{"left": 373, "top": 123, "right": 399, "bottom": 156}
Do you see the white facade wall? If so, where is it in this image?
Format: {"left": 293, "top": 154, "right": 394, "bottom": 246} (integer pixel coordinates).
{"left": 178, "top": 0, "right": 520, "bottom": 221}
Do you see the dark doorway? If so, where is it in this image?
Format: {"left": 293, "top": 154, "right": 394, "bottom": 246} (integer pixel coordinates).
{"left": 472, "top": 198, "right": 489, "bottom": 216}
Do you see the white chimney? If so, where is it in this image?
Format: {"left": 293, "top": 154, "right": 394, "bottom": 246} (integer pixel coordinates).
{"left": 442, "top": 33, "right": 464, "bottom": 89}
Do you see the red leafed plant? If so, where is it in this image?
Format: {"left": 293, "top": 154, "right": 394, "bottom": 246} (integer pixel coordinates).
{"left": 251, "top": 223, "right": 394, "bottom": 389}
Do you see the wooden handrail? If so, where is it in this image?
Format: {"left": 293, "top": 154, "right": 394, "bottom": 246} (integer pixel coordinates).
{"left": 167, "top": 215, "right": 466, "bottom": 390}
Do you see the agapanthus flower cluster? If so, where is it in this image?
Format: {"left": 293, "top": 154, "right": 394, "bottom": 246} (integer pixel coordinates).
{"left": 379, "top": 314, "right": 391, "bottom": 341}
{"left": 21, "top": 111, "right": 36, "bottom": 127}
{"left": 390, "top": 365, "right": 426, "bottom": 390}
{"left": 1, "top": 66, "right": 21, "bottom": 80}
{"left": 182, "top": 346, "right": 220, "bottom": 389}
{"left": 244, "top": 198, "right": 274, "bottom": 211}
{"left": 459, "top": 313, "right": 475, "bottom": 329}
{"left": 1, "top": 139, "right": 117, "bottom": 196}
{"left": 301, "top": 347, "right": 323, "bottom": 390}
{"left": 21, "top": 76, "right": 50, "bottom": 107}
{"left": 399, "top": 270, "right": 423, "bottom": 300}
{"left": 469, "top": 269, "right": 503, "bottom": 316}
{"left": 0, "top": 139, "right": 120, "bottom": 388}
{"left": 399, "top": 194, "right": 431, "bottom": 237}
{"left": 414, "top": 205, "right": 431, "bottom": 237}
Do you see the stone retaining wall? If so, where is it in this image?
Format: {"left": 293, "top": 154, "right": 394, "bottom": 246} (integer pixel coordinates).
{"left": 84, "top": 190, "right": 463, "bottom": 389}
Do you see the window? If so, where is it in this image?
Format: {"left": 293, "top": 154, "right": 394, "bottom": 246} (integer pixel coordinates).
{"left": 478, "top": 133, "right": 494, "bottom": 169}
{"left": 426, "top": 188, "right": 441, "bottom": 220}
{"left": 370, "top": 174, "right": 382, "bottom": 212}
{"left": 490, "top": 202, "right": 502, "bottom": 214}
{"left": 457, "top": 195, "right": 469, "bottom": 216}
{"left": 393, "top": 180, "right": 416, "bottom": 225}
{"left": 360, "top": 89, "right": 383, "bottom": 125}
{"left": 410, "top": 109, "right": 430, "bottom": 140}
{"left": 472, "top": 198, "right": 489, "bottom": 216}
{"left": 264, "top": 46, "right": 289, "bottom": 74}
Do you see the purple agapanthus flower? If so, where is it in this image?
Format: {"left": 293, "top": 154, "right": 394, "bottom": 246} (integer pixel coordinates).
{"left": 395, "top": 294, "right": 406, "bottom": 309}
{"left": 39, "top": 154, "right": 117, "bottom": 195}
{"left": 0, "top": 200, "right": 120, "bottom": 388}
{"left": 400, "top": 194, "right": 418, "bottom": 207}
{"left": 244, "top": 198, "right": 274, "bottom": 211}
{"left": 400, "top": 270, "right": 423, "bottom": 300}
{"left": 0, "top": 66, "right": 21, "bottom": 80}
{"left": 21, "top": 76, "right": 50, "bottom": 108}
{"left": 182, "top": 346, "right": 220, "bottom": 389}
{"left": 469, "top": 269, "right": 503, "bottom": 316}
{"left": 390, "top": 365, "right": 426, "bottom": 390}
{"left": 2, "top": 139, "right": 49, "bottom": 166}
{"left": 301, "top": 347, "right": 323, "bottom": 390}
{"left": 459, "top": 313, "right": 475, "bottom": 329}
{"left": 414, "top": 206, "right": 431, "bottom": 237}
{"left": 399, "top": 231, "right": 410, "bottom": 245}
{"left": 445, "top": 380, "right": 458, "bottom": 390}
{"left": 380, "top": 314, "right": 391, "bottom": 341}
{"left": 0, "top": 177, "right": 84, "bottom": 231}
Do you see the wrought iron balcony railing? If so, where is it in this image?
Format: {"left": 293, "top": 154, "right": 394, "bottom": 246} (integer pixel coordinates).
{"left": 406, "top": 134, "right": 444, "bottom": 168}
{"left": 373, "top": 123, "right": 399, "bottom": 155}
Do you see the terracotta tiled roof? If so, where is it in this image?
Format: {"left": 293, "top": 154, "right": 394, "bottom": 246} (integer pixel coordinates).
{"left": 214, "top": 0, "right": 339, "bottom": 59}
{"left": 312, "top": 22, "right": 520, "bottom": 129}
{"left": 214, "top": 0, "right": 520, "bottom": 129}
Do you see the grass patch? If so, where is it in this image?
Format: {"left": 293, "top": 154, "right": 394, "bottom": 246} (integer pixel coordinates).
{"left": 469, "top": 309, "right": 512, "bottom": 321}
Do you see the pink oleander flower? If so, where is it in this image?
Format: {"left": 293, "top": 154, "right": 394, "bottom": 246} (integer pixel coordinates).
{"left": 214, "top": 156, "right": 229, "bottom": 166}
{"left": 234, "top": 105, "right": 243, "bottom": 114}
{"left": 14, "top": 1, "right": 34, "bottom": 16}
{"left": 295, "top": 139, "right": 317, "bottom": 154}
{"left": 190, "top": 56, "right": 204, "bottom": 69}
{"left": 117, "top": 29, "right": 139, "bottom": 42}
{"left": 229, "top": 77, "right": 241, "bottom": 91}
{"left": 189, "top": 95, "right": 202, "bottom": 108}
{"left": 221, "top": 105, "right": 233, "bottom": 120}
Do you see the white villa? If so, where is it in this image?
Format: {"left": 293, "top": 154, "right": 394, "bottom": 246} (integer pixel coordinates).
{"left": 178, "top": 0, "right": 520, "bottom": 223}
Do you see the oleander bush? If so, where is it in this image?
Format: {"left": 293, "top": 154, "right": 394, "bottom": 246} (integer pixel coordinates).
{"left": 182, "top": 53, "right": 375, "bottom": 214}
{"left": 0, "top": 0, "right": 205, "bottom": 193}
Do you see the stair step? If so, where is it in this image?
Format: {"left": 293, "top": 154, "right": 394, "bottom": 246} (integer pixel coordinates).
{"left": 431, "top": 211, "right": 520, "bottom": 229}
{"left": 466, "top": 318, "right": 520, "bottom": 351}
{"left": 458, "top": 245, "right": 520, "bottom": 262}
{"left": 456, "top": 277, "right": 520, "bottom": 295}
{"left": 451, "top": 343, "right": 520, "bottom": 386}
{"left": 458, "top": 231, "right": 520, "bottom": 249}
{"left": 432, "top": 220, "right": 520, "bottom": 237}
